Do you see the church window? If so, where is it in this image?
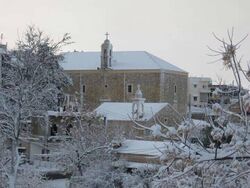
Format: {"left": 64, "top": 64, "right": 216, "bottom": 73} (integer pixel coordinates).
{"left": 127, "top": 84, "right": 133, "bottom": 93}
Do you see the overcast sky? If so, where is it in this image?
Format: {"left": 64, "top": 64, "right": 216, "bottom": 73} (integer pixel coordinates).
{"left": 1, "top": 0, "right": 250, "bottom": 85}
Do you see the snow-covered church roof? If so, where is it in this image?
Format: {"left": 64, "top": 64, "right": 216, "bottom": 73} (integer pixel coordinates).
{"left": 60, "top": 51, "right": 186, "bottom": 73}
{"left": 94, "top": 102, "right": 168, "bottom": 121}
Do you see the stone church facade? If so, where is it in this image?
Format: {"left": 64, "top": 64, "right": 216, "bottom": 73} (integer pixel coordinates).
{"left": 60, "top": 35, "right": 188, "bottom": 114}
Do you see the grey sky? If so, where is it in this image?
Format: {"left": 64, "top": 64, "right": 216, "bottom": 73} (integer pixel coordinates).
{"left": 1, "top": 0, "right": 250, "bottom": 85}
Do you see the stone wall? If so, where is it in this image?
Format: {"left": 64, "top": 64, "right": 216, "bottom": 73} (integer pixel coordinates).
{"left": 105, "top": 105, "right": 182, "bottom": 140}
{"left": 64, "top": 69, "right": 188, "bottom": 113}
{"left": 160, "top": 71, "right": 188, "bottom": 114}
{"left": 65, "top": 70, "right": 160, "bottom": 107}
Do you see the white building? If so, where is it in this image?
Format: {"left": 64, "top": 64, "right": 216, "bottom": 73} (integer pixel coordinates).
{"left": 188, "top": 77, "right": 212, "bottom": 107}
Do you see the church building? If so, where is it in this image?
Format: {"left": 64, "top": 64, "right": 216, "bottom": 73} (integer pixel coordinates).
{"left": 60, "top": 34, "right": 188, "bottom": 114}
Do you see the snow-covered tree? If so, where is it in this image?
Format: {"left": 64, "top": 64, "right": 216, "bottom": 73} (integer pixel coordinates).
{"left": 0, "top": 26, "right": 71, "bottom": 188}
{"left": 133, "top": 30, "right": 250, "bottom": 188}
{"left": 53, "top": 112, "right": 110, "bottom": 177}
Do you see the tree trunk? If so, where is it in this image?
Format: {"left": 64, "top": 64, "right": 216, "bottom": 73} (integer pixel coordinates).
{"left": 76, "top": 150, "right": 83, "bottom": 176}
{"left": 9, "top": 139, "right": 18, "bottom": 188}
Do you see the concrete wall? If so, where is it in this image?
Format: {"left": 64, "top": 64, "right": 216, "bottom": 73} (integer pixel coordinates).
{"left": 188, "top": 77, "right": 212, "bottom": 107}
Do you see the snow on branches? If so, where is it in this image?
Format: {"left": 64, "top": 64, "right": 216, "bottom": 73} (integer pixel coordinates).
{"left": 133, "top": 30, "right": 250, "bottom": 188}
{"left": 0, "top": 26, "right": 72, "bottom": 188}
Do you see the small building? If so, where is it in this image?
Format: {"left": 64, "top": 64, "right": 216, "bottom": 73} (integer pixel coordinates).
{"left": 95, "top": 85, "right": 176, "bottom": 139}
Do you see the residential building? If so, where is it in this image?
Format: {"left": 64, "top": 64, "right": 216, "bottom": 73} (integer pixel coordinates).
{"left": 188, "top": 77, "right": 212, "bottom": 107}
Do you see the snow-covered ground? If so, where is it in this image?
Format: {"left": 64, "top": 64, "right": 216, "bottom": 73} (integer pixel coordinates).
{"left": 43, "top": 179, "right": 69, "bottom": 188}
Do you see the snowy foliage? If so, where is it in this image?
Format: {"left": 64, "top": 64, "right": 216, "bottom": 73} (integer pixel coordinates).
{"left": 0, "top": 26, "right": 71, "bottom": 139}
{"left": 69, "top": 160, "right": 157, "bottom": 188}
{"left": 15, "top": 164, "right": 44, "bottom": 188}
{"left": 0, "top": 26, "right": 71, "bottom": 188}
{"left": 53, "top": 113, "right": 110, "bottom": 177}
{"left": 150, "top": 124, "right": 162, "bottom": 137}
{"left": 133, "top": 31, "right": 250, "bottom": 188}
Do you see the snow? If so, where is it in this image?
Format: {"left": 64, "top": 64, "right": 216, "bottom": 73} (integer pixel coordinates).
{"left": 188, "top": 106, "right": 215, "bottom": 115}
{"left": 150, "top": 124, "right": 162, "bottom": 137}
{"left": 47, "top": 110, "right": 80, "bottom": 117}
{"left": 114, "top": 139, "right": 169, "bottom": 156}
{"left": 95, "top": 102, "right": 168, "bottom": 121}
{"left": 191, "top": 119, "right": 210, "bottom": 127}
{"left": 43, "top": 179, "right": 69, "bottom": 188}
{"left": 112, "top": 161, "right": 163, "bottom": 169}
{"left": 60, "top": 51, "right": 186, "bottom": 73}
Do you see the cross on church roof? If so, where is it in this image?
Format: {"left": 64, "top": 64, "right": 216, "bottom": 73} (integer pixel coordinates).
{"left": 105, "top": 32, "right": 109, "bottom": 40}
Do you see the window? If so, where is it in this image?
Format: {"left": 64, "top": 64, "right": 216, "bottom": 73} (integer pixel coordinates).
{"left": 193, "top": 96, "right": 198, "bottom": 101}
{"left": 105, "top": 84, "right": 108, "bottom": 88}
{"left": 144, "top": 129, "right": 151, "bottom": 136}
{"left": 174, "top": 85, "right": 177, "bottom": 93}
{"left": 193, "top": 84, "right": 197, "bottom": 88}
{"left": 82, "top": 85, "right": 86, "bottom": 93}
{"left": 51, "top": 124, "right": 58, "bottom": 136}
{"left": 202, "top": 85, "right": 206, "bottom": 89}
{"left": 127, "top": 84, "right": 133, "bottom": 93}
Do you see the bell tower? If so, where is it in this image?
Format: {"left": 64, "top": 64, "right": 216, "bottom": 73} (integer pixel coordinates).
{"left": 132, "top": 85, "right": 145, "bottom": 120}
{"left": 101, "top": 32, "right": 113, "bottom": 69}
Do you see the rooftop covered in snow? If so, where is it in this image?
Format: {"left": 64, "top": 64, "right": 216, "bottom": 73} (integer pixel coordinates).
{"left": 94, "top": 102, "right": 168, "bottom": 121}
{"left": 113, "top": 139, "right": 169, "bottom": 156}
{"left": 188, "top": 106, "right": 216, "bottom": 116}
{"left": 60, "top": 51, "right": 186, "bottom": 73}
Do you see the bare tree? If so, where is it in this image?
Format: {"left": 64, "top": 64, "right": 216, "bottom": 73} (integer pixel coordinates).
{"left": 133, "top": 30, "right": 250, "bottom": 188}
